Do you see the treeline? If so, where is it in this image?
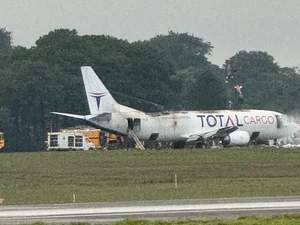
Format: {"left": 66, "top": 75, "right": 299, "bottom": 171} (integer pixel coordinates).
{"left": 0, "top": 28, "right": 300, "bottom": 151}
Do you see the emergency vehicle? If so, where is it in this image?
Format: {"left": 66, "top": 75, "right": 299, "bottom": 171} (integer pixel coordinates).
{"left": 46, "top": 132, "right": 95, "bottom": 151}
{"left": 47, "top": 128, "right": 123, "bottom": 150}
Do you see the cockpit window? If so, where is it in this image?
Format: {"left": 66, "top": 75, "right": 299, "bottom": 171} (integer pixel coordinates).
{"left": 276, "top": 114, "right": 291, "bottom": 128}
{"left": 282, "top": 115, "right": 291, "bottom": 125}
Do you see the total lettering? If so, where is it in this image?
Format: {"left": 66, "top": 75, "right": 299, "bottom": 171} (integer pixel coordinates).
{"left": 197, "top": 114, "right": 275, "bottom": 127}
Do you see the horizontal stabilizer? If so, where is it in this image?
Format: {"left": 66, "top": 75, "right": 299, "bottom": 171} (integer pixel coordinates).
{"left": 89, "top": 113, "right": 112, "bottom": 122}
{"left": 51, "top": 112, "right": 86, "bottom": 120}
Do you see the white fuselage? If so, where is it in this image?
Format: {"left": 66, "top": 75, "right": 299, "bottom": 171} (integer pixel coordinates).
{"left": 88, "top": 109, "right": 299, "bottom": 142}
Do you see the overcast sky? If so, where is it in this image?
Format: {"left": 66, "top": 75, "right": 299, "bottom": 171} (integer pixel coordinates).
{"left": 0, "top": 0, "right": 299, "bottom": 67}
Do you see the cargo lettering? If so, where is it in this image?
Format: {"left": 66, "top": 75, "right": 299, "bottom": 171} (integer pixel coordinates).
{"left": 243, "top": 115, "right": 274, "bottom": 125}
{"left": 197, "top": 114, "right": 274, "bottom": 127}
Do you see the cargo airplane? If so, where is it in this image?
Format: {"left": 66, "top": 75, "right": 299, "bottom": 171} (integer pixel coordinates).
{"left": 52, "top": 66, "right": 299, "bottom": 148}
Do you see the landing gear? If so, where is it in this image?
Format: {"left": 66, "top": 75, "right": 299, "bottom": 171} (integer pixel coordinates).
{"left": 195, "top": 142, "right": 207, "bottom": 148}
{"left": 173, "top": 141, "right": 186, "bottom": 149}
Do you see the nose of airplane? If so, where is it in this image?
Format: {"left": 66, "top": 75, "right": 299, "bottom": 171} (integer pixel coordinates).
{"left": 291, "top": 121, "right": 300, "bottom": 135}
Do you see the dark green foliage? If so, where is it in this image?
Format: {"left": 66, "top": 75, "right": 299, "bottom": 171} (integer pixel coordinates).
{"left": 224, "top": 51, "right": 300, "bottom": 112}
{"left": 146, "top": 31, "right": 225, "bottom": 110}
{"left": 147, "top": 31, "right": 213, "bottom": 70}
{"left": 188, "top": 70, "right": 226, "bottom": 110}
{"left": 0, "top": 29, "right": 178, "bottom": 151}
{"left": 0, "top": 28, "right": 12, "bottom": 47}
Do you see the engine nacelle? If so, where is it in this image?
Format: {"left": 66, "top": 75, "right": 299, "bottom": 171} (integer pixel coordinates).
{"left": 223, "top": 131, "right": 250, "bottom": 146}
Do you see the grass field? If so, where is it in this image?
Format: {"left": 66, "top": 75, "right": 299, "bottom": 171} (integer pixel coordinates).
{"left": 18, "top": 215, "right": 300, "bottom": 225}
{"left": 1, "top": 147, "right": 300, "bottom": 205}
{"left": 114, "top": 216, "right": 300, "bottom": 225}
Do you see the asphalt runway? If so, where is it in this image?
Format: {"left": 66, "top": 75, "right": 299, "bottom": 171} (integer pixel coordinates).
{"left": 1, "top": 196, "right": 300, "bottom": 223}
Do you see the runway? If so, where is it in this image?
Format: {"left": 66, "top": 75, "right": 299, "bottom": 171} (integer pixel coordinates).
{"left": 1, "top": 196, "right": 300, "bottom": 223}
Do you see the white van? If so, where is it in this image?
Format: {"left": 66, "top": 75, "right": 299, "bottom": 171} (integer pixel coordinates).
{"left": 47, "top": 132, "right": 95, "bottom": 151}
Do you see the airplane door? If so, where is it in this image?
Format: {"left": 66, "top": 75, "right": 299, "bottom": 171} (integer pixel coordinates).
{"left": 128, "top": 118, "right": 134, "bottom": 130}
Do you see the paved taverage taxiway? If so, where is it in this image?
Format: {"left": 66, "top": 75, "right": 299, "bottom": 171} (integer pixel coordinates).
{"left": 1, "top": 197, "right": 300, "bottom": 223}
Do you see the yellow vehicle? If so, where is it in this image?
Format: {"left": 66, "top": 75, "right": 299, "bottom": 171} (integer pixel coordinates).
{"left": 0, "top": 132, "right": 5, "bottom": 149}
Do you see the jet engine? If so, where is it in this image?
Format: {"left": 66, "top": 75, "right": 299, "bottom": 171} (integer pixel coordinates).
{"left": 222, "top": 131, "right": 250, "bottom": 146}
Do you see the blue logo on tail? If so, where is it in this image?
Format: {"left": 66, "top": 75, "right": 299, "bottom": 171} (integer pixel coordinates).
{"left": 89, "top": 92, "right": 106, "bottom": 110}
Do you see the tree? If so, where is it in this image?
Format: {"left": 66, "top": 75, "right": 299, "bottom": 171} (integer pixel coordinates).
{"left": 0, "top": 28, "right": 180, "bottom": 151}
{"left": 146, "top": 31, "right": 213, "bottom": 70}
{"left": 0, "top": 57, "right": 70, "bottom": 151}
{"left": 145, "top": 31, "right": 225, "bottom": 110}
{"left": 32, "top": 29, "right": 178, "bottom": 111}
{"left": 186, "top": 70, "right": 226, "bottom": 110}
{"left": 0, "top": 28, "right": 12, "bottom": 47}
{"left": 223, "top": 51, "right": 300, "bottom": 112}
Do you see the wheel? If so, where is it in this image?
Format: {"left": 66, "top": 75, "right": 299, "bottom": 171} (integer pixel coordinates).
{"left": 173, "top": 141, "right": 186, "bottom": 149}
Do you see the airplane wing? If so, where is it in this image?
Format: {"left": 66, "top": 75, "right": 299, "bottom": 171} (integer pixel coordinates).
{"left": 182, "top": 126, "right": 239, "bottom": 143}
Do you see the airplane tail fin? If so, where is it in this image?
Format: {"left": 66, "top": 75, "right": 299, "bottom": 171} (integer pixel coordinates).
{"left": 81, "top": 66, "right": 120, "bottom": 115}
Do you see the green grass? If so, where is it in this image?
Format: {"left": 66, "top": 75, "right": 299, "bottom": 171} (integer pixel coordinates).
{"left": 111, "top": 216, "right": 300, "bottom": 225}
{"left": 1, "top": 147, "right": 300, "bottom": 205}
{"left": 20, "top": 215, "right": 300, "bottom": 225}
